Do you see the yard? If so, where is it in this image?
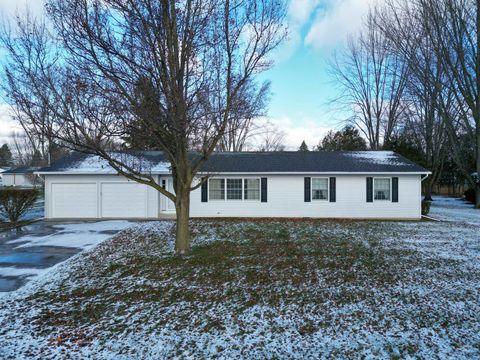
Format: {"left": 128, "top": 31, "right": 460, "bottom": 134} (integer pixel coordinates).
{"left": 0, "top": 198, "right": 478, "bottom": 358}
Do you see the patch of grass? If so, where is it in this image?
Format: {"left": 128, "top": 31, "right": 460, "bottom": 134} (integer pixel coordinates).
{"left": 14, "top": 217, "right": 478, "bottom": 358}
{"left": 27, "top": 220, "right": 407, "bottom": 334}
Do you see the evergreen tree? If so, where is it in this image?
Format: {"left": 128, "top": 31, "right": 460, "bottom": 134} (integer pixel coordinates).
{"left": 298, "top": 140, "right": 309, "bottom": 152}
{"left": 0, "top": 144, "right": 13, "bottom": 167}
{"left": 317, "top": 126, "right": 367, "bottom": 151}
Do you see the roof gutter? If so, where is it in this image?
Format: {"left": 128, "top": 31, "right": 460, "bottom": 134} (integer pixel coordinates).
{"left": 35, "top": 171, "right": 432, "bottom": 176}
{"left": 421, "top": 173, "right": 430, "bottom": 182}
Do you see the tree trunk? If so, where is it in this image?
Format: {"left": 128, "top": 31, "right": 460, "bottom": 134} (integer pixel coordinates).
{"left": 476, "top": 133, "right": 480, "bottom": 208}
{"left": 423, "top": 178, "right": 433, "bottom": 201}
{"left": 476, "top": 183, "right": 480, "bottom": 209}
{"left": 175, "top": 186, "right": 191, "bottom": 254}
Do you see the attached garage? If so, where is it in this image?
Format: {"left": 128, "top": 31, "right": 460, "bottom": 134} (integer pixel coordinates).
{"left": 45, "top": 174, "right": 163, "bottom": 219}
{"left": 100, "top": 182, "right": 148, "bottom": 218}
{"left": 51, "top": 182, "right": 98, "bottom": 218}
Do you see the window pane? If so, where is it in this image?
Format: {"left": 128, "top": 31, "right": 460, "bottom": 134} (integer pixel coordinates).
{"left": 227, "top": 179, "right": 242, "bottom": 200}
{"left": 312, "top": 178, "right": 328, "bottom": 200}
{"left": 244, "top": 179, "right": 260, "bottom": 200}
{"left": 209, "top": 179, "right": 225, "bottom": 200}
{"left": 374, "top": 179, "right": 390, "bottom": 200}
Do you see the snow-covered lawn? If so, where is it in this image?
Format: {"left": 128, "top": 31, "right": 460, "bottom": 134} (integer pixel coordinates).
{"left": 429, "top": 196, "right": 480, "bottom": 226}
{"left": 0, "top": 201, "right": 478, "bottom": 358}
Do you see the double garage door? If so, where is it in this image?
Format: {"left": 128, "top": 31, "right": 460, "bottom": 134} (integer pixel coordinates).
{"left": 51, "top": 182, "right": 148, "bottom": 219}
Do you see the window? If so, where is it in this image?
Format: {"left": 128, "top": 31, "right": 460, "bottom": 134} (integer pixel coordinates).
{"left": 209, "top": 179, "right": 225, "bottom": 200}
{"left": 374, "top": 178, "right": 391, "bottom": 200}
{"left": 244, "top": 179, "right": 260, "bottom": 200}
{"left": 227, "top": 179, "right": 242, "bottom": 200}
{"left": 312, "top": 178, "right": 328, "bottom": 200}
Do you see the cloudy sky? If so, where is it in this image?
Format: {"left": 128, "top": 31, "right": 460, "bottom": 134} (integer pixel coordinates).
{"left": 0, "top": 0, "right": 376, "bottom": 149}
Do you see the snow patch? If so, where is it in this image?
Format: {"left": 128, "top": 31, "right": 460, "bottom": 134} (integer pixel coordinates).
{"left": 0, "top": 267, "right": 45, "bottom": 277}
{"left": 66, "top": 154, "right": 170, "bottom": 173}
{"left": 347, "top": 151, "right": 402, "bottom": 165}
{"left": 429, "top": 196, "right": 480, "bottom": 226}
{"left": 7, "top": 220, "right": 133, "bottom": 250}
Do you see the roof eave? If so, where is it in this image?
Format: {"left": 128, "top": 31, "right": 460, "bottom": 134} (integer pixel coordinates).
{"left": 36, "top": 170, "right": 431, "bottom": 176}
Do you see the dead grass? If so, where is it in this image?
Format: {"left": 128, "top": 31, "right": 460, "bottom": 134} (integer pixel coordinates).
{"left": 2, "top": 218, "right": 479, "bottom": 358}
{"left": 27, "top": 220, "right": 414, "bottom": 330}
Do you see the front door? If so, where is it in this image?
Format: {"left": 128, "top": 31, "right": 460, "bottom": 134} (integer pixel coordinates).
{"left": 166, "top": 178, "right": 176, "bottom": 212}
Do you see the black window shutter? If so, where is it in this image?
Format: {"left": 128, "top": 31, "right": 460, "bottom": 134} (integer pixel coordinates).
{"left": 329, "top": 177, "right": 336, "bottom": 202}
{"left": 392, "top": 177, "right": 399, "bottom": 203}
{"left": 304, "top": 177, "right": 311, "bottom": 202}
{"left": 261, "top": 177, "right": 267, "bottom": 202}
{"left": 366, "top": 177, "right": 373, "bottom": 202}
{"left": 201, "top": 177, "right": 208, "bottom": 202}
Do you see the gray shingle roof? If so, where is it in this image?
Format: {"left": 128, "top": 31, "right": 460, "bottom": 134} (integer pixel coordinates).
{"left": 37, "top": 151, "right": 429, "bottom": 174}
{"left": 3, "top": 166, "right": 41, "bottom": 174}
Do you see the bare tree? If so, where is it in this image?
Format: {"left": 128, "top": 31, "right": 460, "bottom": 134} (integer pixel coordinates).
{"left": 0, "top": 12, "right": 64, "bottom": 166}
{"left": 1, "top": 0, "right": 287, "bottom": 252}
{"left": 419, "top": 0, "right": 480, "bottom": 208}
{"left": 216, "top": 80, "right": 271, "bottom": 151}
{"left": 254, "top": 121, "right": 286, "bottom": 151}
{"left": 376, "top": 1, "right": 450, "bottom": 200}
{"left": 330, "top": 10, "right": 409, "bottom": 150}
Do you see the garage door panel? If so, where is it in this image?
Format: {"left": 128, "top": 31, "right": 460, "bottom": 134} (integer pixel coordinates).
{"left": 51, "top": 183, "right": 98, "bottom": 218}
{"left": 101, "top": 182, "right": 147, "bottom": 218}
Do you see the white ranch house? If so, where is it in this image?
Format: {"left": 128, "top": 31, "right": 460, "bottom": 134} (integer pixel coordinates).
{"left": 2, "top": 166, "right": 42, "bottom": 187}
{"left": 36, "top": 151, "right": 430, "bottom": 220}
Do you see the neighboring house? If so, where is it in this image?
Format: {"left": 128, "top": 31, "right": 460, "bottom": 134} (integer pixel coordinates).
{"left": 1, "top": 166, "right": 42, "bottom": 187}
{"left": 36, "top": 151, "right": 430, "bottom": 220}
{"left": 0, "top": 167, "right": 8, "bottom": 186}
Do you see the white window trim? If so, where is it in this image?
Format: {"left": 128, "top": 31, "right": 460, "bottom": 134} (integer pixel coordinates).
{"left": 208, "top": 178, "right": 226, "bottom": 201}
{"left": 311, "top": 177, "right": 329, "bottom": 201}
{"left": 243, "top": 177, "right": 261, "bottom": 202}
{"left": 373, "top": 177, "right": 392, "bottom": 202}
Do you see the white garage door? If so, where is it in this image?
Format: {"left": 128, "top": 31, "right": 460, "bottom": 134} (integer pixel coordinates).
{"left": 101, "top": 182, "right": 147, "bottom": 218}
{"left": 51, "top": 183, "right": 98, "bottom": 218}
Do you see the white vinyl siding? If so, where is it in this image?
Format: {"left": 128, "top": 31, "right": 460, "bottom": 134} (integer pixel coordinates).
{"left": 374, "top": 178, "right": 391, "bottom": 201}
{"left": 312, "top": 178, "right": 328, "bottom": 200}
{"left": 44, "top": 174, "right": 422, "bottom": 220}
{"left": 190, "top": 174, "right": 421, "bottom": 219}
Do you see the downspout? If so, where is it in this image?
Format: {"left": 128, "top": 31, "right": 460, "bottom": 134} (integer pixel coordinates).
{"left": 420, "top": 173, "right": 434, "bottom": 220}
{"left": 421, "top": 174, "right": 430, "bottom": 182}
{"left": 421, "top": 173, "right": 430, "bottom": 195}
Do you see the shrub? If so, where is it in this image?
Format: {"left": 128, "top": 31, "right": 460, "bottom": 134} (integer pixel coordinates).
{"left": 464, "top": 188, "right": 476, "bottom": 204}
{"left": 421, "top": 200, "right": 431, "bottom": 216}
{"left": 0, "top": 188, "right": 39, "bottom": 223}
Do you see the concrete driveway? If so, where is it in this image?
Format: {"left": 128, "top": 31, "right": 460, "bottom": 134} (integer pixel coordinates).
{"left": 0, "top": 220, "right": 133, "bottom": 292}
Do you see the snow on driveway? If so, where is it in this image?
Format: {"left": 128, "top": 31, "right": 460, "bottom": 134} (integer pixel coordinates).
{"left": 7, "top": 221, "right": 133, "bottom": 250}
{"left": 0, "top": 220, "right": 133, "bottom": 292}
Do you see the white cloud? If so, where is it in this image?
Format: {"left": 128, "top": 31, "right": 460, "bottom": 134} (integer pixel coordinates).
{"left": 272, "top": 0, "right": 322, "bottom": 62}
{"left": 268, "top": 115, "right": 332, "bottom": 150}
{"left": 0, "top": 0, "right": 45, "bottom": 18}
{"left": 305, "top": 0, "right": 379, "bottom": 49}
{"left": 289, "top": 0, "right": 321, "bottom": 24}
{"left": 0, "top": 104, "right": 22, "bottom": 145}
